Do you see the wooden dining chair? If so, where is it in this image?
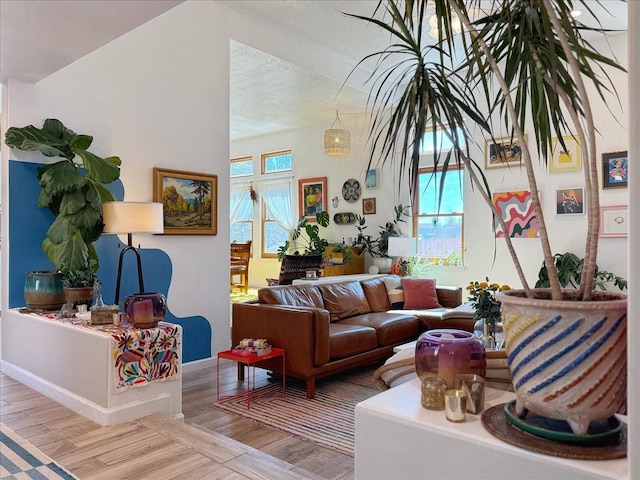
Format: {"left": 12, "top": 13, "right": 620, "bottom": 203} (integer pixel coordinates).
{"left": 230, "top": 241, "right": 252, "bottom": 293}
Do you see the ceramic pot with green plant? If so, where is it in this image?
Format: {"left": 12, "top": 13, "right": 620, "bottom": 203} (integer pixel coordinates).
{"left": 348, "top": 0, "right": 626, "bottom": 435}
{"left": 5, "top": 118, "right": 122, "bottom": 290}
{"left": 326, "top": 243, "right": 353, "bottom": 265}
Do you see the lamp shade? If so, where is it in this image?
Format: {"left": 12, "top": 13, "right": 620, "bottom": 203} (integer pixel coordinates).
{"left": 324, "top": 128, "right": 351, "bottom": 157}
{"left": 388, "top": 237, "right": 417, "bottom": 258}
{"left": 324, "top": 110, "right": 351, "bottom": 157}
{"left": 102, "top": 202, "right": 164, "bottom": 234}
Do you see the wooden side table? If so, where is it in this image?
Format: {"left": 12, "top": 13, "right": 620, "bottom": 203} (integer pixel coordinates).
{"left": 216, "top": 347, "right": 286, "bottom": 409}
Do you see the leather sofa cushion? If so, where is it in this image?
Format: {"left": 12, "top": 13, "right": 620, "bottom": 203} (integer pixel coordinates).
{"left": 339, "top": 312, "right": 420, "bottom": 347}
{"left": 318, "top": 281, "right": 371, "bottom": 322}
{"left": 361, "top": 277, "right": 391, "bottom": 312}
{"left": 328, "top": 323, "right": 378, "bottom": 360}
{"left": 258, "top": 284, "right": 324, "bottom": 308}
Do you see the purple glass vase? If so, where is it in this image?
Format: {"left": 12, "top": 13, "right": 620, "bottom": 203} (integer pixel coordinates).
{"left": 124, "top": 292, "right": 167, "bottom": 329}
{"left": 415, "top": 329, "right": 486, "bottom": 389}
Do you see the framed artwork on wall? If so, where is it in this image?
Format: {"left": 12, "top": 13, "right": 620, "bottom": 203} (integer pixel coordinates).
{"left": 153, "top": 167, "right": 218, "bottom": 235}
{"left": 365, "top": 169, "right": 379, "bottom": 189}
{"left": 550, "top": 136, "right": 581, "bottom": 173}
{"left": 484, "top": 135, "right": 526, "bottom": 169}
{"left": 362, "top": 197, "right": 377, "bottom": 215}
{"left": 298, "top": 177, "right": 327, "bottom": 221}
{"left": 555, "top": 187, "right": 585, "bottom": 215}
{"left": 492, "top": 190, "right": 539, "bottom": 238}
{"left": 599, "top": 205, "right": 628, "bottom": 237}
{"left": 602, "top": 151, "right": 628, "bottom": 189}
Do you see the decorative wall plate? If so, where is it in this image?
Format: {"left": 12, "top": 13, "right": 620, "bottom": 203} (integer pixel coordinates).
{"left": 333, "top": 212, "right": 356, "bottom": 225}
{"left": 342, "top": 179, "right": 361, "bottom": 203}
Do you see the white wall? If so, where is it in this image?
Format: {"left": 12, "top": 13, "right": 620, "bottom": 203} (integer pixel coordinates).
{"left": 3, "top": 1, "right": 232, "bottom": 358}
{"left": 231, "top": 114, "right": 412, "bottom": 285}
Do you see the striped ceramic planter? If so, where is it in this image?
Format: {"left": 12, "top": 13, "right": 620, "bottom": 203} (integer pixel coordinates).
{"left": 497, "top": 289, "right": 627, "bottom": 435}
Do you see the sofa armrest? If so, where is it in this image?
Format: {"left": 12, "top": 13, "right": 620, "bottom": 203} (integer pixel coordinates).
{"left": 232, "top": 303, "right": 331, "bottom": 369}
{"left": 436, "top": 286, "right": 462, "bottom": 309}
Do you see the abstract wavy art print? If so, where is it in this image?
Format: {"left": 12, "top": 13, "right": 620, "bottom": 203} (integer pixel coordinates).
{"left": 492, "top": 190, "right": 539, "bottom": 238}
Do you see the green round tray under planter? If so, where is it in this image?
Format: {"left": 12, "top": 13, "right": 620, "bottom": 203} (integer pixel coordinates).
{"left": 503, "top": 400, "right": 622, "bottom": 447}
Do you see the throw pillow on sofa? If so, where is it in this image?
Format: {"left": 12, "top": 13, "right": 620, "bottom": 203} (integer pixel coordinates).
{"left": 401, "top": 277, "right": 442, "bottom": 309}
{"left": 383, "top": 275, "right": 404, "bottom": 308}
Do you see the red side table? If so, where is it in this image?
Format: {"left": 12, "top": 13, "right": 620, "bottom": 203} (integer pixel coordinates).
{"left": 216, "top": 347, "right": 285, "bottom": 409}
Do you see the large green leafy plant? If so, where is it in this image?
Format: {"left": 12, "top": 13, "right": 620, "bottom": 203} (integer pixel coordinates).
{"left": 5, "top": 118, "right": 122, "bottom": 286}
{"left": 276, "top": 210, "right": 330, "bottom": 260}
{"left": 347, "top": 0, "right": 624, "bottom": 301}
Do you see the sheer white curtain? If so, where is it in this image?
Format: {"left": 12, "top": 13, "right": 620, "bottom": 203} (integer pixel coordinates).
{"left": 256, "top": 176, "right": 296, "bottom": 233}
{"left": 230, "top": 181, "right": 250, "bottom": 224}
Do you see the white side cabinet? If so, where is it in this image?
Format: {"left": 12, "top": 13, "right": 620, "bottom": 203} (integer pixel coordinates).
{"left": 355, "top": 378, "right": 627, "bottom": 480}
{"left": 0, "top": 309, "right": 183, "bottom": 425}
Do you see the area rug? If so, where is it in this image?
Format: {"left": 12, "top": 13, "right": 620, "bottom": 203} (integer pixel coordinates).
{"left": 0, "top": 423, "right": 78, "bottom": 479}
{"left": 211, "top": 365, "right": 381, "bottom": 456}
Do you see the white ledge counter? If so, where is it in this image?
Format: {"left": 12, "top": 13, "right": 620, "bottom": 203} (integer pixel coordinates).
{"left": 355, "top": 378, "right": 627, "bottom": 480}
{"left": 1, "top": 308, "right": 183, "bottom": 426}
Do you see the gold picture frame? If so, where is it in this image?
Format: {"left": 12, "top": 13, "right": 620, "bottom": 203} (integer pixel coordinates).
{"left": 153, "top": 167, "right": 218, "bottom": 235}
{"left": 484, "top": 135, "right": 526, "bottom": 170}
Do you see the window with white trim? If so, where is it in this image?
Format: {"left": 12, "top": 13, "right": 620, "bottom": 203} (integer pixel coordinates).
{"left": 413, "top": 166, "right": 464, "bottom": 266}
{"left": 261, "top": 150, "right": 292, "bottom": 174}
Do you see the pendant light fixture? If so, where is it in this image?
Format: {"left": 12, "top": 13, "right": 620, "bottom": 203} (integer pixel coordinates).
{"left": 324, "top": 110, "right": 351, "bottom": 157}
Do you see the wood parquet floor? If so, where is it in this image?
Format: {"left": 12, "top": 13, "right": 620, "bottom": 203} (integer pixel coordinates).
{"left": 0, "top": 360, "right": 356, "bottom": 480}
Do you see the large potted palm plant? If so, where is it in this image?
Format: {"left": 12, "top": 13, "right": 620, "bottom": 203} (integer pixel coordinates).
{"left": 5, "top": 118, "right": 122, "bottom": 307}
{"left": 348, "top": 0, "right": 627, "bottom": 436}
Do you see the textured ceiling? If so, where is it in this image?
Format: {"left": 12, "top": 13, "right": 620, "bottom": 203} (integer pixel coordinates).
{"left": 0, "top": 0, "right": 629, "bottom": 141}
{"left": 230, "top": 41, "right": 372, "bottom": 140}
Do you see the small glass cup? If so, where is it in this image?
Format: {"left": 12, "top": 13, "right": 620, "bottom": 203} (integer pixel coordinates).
{"left": 444, "top": 389, "right": 467, "bottom": 422}
{"left": 421, "top": 377, "right": 447, "bottom": 410}
{"left": 455, "top": 374, "right": 485, "bottom": 414}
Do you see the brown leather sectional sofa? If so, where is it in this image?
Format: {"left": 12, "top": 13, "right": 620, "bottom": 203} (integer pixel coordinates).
{"left": 231, "top": 276, "right": 470, "bottom": 398}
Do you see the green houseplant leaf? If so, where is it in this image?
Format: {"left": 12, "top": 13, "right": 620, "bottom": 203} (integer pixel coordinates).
{"left": 5, "top": 118, "right": 122, "bottom": 287}
{"left": 346, "top": 0, "right": 625, "bottom": 300}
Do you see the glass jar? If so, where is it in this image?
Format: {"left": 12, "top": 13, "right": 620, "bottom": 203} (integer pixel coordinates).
{"left": 415, "top": 329, "right": 486, "bottom": 389}
{"left": 124, "top": 292, "right": 167, "bottom": 329}
{"left": 421, "top": 377, "right": 447, "bottom": 410}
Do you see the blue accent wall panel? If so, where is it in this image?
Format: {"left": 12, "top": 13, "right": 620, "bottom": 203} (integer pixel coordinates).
{"left": 8, "top": 160, "right": 211, "bottom": 363}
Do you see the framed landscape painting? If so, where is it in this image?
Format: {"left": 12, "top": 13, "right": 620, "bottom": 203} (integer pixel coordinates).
{"left": 153, "top": 167, "right": 218, "bottom": 235}
{"left": 299, "top": 177, "right": 327, "bottom": 221}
